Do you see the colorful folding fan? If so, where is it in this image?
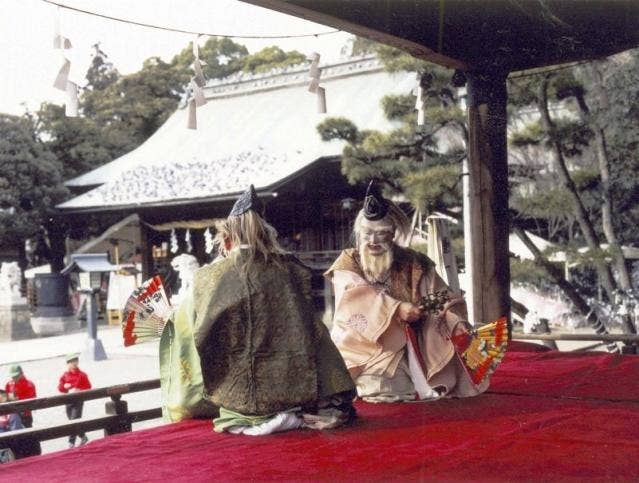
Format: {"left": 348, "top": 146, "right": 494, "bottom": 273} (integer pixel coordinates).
{"left": 450, "top": 316, "right": 509, "bottom": 385}
{"left": 122, "top": 275, "right": 172, "bottom": 346}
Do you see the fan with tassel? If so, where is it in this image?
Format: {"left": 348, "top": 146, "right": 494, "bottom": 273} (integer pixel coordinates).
{"left": 122, "top": 275, "right": 173, "bottom": 346}
{"left": 449, "top": 316, "right": 509, "bottom": 385}
{"left": 419, "top": 291, "right": 509, "bottom": 385}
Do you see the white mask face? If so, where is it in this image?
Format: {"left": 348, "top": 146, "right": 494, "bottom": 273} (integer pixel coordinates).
{"left": 358, "top": 218, "right": 394, "bottom": 256}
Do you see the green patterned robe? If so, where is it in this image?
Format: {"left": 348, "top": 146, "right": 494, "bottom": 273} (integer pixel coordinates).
{"left": 159, "top": 295, "right": 218, "bottom": 422}
{"left": 192, "top": 251, "right": 355, "bottom": 416}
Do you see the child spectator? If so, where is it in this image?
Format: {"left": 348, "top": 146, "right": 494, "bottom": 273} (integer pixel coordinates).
{"left": 5, "top": 365, "right": 36, "bottom": 428}
{"left": 0, "top": 388, "right": 24, "bottom": 463}
{"left": 4, "top": 365, "right": 41, "bottom": 457}
{"left": 57, "top": 353, "right": 92, "bottom": 448}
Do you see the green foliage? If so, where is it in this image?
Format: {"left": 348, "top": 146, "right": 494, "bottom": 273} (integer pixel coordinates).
{"left": 84, "top": 57, "right": 184, "bottom": 151}
{"left": 33, "top": 104, "right": 111, "bottom": 180}
{"left": 552, "top": 119, "right": 592, "bottom": 157}
{"left": 424, "top": 104, "right": 465, "bottom": 126}
{"left": 349, "top": 36, "right": 377, "bottom": 56}
{"left": 316, "top": 117, "right": 359, "bottom": 143}
{"left": 241, "top": 46, "right": 306, "bottom": 74}
{"left": 85, "top": 44, "right": 119, "bottom": 92}
{"left": 570, "top": 167, "right": 599, "bottom": 191}
{"left": 510, "top": 258, "right": 552, "bottom": 289}
{"left": 317, "top": 38, "right": 466, "bottom": 215}
{"left": 172, "top": 37, "right": 248, "bottom": 80}
{"left": 593, "top": 51, "right": 639, "bottom": 244}
{"left": 376, "top": 44, "right": 428, "bottom": 73}
{"left": 509, "top": 121, "right": 543, "bottom": 147}
{"left": 512, "top": 182, "right": 573, "bottom": 218}
{"left": 0, "top": 115, "right": 68, "bottom": 246}
{"left": 402, "top": 164, "right": 461, "bottom": 210}
{"left": 381, "top": 94, "right": 415, "bottom": 121}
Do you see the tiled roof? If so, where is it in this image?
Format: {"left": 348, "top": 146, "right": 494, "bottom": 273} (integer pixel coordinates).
{"left": 59, "top": 56, "right": 416, "bottom": 210}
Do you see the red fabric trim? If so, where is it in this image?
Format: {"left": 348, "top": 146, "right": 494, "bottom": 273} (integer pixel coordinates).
{"left": 404, "top": 324, "right": 428, "bottom": 378}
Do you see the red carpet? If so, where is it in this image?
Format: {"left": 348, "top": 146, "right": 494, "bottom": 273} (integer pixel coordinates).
{"left": 3, "top": 342, "right": 639, "bottom": 482}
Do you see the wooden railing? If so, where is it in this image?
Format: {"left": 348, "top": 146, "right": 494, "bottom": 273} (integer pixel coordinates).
{"left": 512, "top": 332, "right": 639, "bottom": 343}
{"left": 0, "top": 378, "right": 162, "bottom": 449}
{"left": 511, "top": 331, "right": 639, "bottom": 353}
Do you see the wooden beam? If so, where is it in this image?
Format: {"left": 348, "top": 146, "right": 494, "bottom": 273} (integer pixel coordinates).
{"left": 238, "top": 0, "right": 469, "bottom": 71}
{"left": 466, "top": 71, "right": 510, "bottom": 326}
{"left": 139, "top": 219, "right": 153, "bottom": 280}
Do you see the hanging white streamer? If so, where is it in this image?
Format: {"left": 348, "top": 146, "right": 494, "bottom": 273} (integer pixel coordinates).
{"left": 53, "top": 11, "right": 72, "bottom": 50}
{"left": 316, "top": 86, "right": 327, "bottom": 114}
{"left": 308, "top": 52, "right": 326, "bottom": 113}
{"left": 308, "top": 52, "right": 321, "bottom": 92}
{"left": 187, "top": 99, "right": 197, "bottom": 130}
{"left": 190, "top": 80, "right": 207, "bottom": 107}
{"left": 170, "top": 229, "right": 179, "bottom": 253}
{"left": 186, "top": 35, "right": 207, "bottom": 129}
{"left": 65, "top": 81, "right": 79, "bottom": 117}
{"left": 53, "top": 7, "right": 78, "bottom": 117}
{"left": 185, "top": 229, "right": 193, "bottom": 253}
{"left": 53, "top": 58, "right": 71, "bottom": 91}
{"left": 415, "top": 85, "right": 425, "bottom": 126}
{"left": 204, "top": 228, "right": 214, "bottom": 254}
{"left": 191, "top": 35, "right": 206, "bottom": 87}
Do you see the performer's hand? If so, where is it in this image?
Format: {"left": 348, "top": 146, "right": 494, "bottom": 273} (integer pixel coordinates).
{"left": 398, "top": 302, "right": 422, "bottom": 323}
{"left": 452, "top": 320, "right": 473, "bottom": 336}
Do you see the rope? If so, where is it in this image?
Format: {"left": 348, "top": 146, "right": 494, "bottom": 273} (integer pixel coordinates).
{"left": 41, "top": 0, "right": 341, "bottom": 39}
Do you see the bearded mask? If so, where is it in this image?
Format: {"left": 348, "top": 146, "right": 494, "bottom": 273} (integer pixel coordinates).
{"left": 358, "top": 218, "right": 395, "bottom": 282}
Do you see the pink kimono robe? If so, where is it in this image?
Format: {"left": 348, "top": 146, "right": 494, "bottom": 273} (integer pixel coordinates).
{"left": 325, "top": 247, "right": 487, "bottom": 399}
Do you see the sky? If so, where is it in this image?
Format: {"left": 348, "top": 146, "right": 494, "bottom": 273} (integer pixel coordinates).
{"left": 0, "top": 0, "right": 354, "bottom": 116}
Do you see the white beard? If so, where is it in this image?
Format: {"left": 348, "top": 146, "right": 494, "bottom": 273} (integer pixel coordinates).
{"left": 359, "top": 244, "right": 394, "bottom": 283}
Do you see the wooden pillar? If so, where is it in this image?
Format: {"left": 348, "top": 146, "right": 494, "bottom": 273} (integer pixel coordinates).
{"left": 139, "top": 219, "right": 153, "bottom": 280}
{"left": 466, "top": 71, "right": 511, "bottom": 326}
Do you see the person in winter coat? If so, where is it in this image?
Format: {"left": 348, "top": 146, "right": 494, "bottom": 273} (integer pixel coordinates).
{"left": 58, "top": 353, "right": 92, "bottom": 448}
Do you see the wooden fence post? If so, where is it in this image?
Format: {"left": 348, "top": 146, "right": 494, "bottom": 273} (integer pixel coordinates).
{"left": 537, "top": 318, "right": 558, "bottom": 350}
{"left": 104, "top": 395, "right": 131, "bottom": 436}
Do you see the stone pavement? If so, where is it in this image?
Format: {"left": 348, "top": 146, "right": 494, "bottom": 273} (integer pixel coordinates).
{"left": 0, "top": 326, "right": 162, "bottom": 455}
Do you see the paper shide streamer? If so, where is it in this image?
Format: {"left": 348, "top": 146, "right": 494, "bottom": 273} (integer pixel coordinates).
{"left": 185, "top": 228, "right": 193, "bottom": 253}
{"left": 307, "top": 52, "right": 326, "bottom": 114}
{"left": 187, "top": 35, "right": 208, "bottom": 129}
{"left": 170, "top": 228, "right": 178, "bottom": 254}
{"left": 53, "top": 8, "right": 78, "bottom": 117}
{"left": 415, "top": 75, "right": 425, "bottom": 127}
{"left": 204, "top": 227, "right": 214, "bottom": 254}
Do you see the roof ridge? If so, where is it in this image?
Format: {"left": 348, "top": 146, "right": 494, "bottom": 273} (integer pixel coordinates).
{"left": 200, "top": 54, "right": 381, "bottom": 100}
